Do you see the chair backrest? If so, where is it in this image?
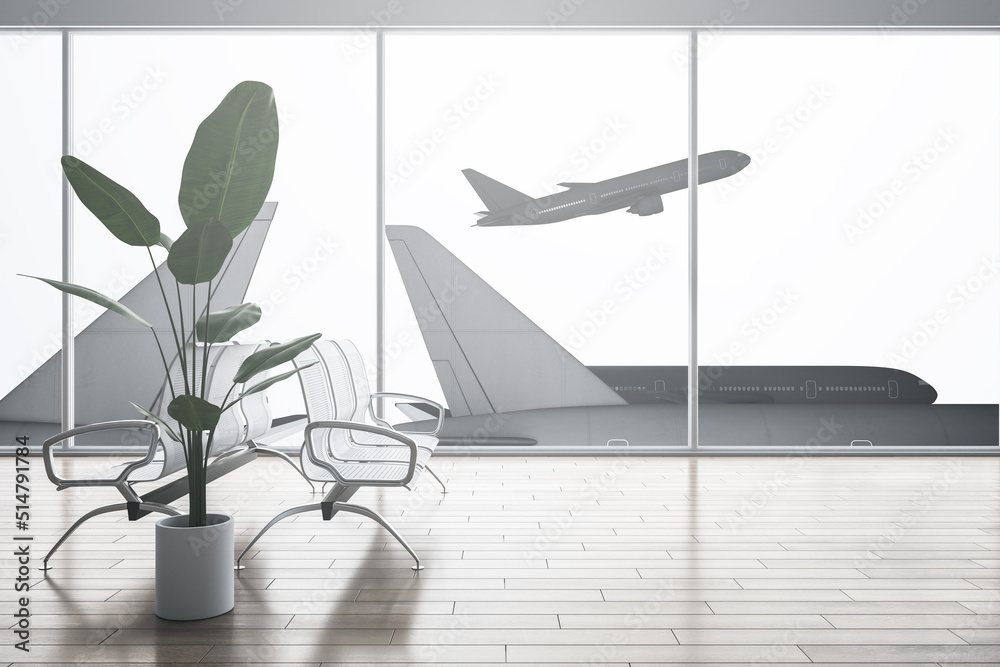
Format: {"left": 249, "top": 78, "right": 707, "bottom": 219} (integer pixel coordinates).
{"left": 296, "top": 339, "right": 372, "bottom": 465}
{"left": 295, "top": 342, "right": 335, "bottom": 422}
{"left": 333, "top": 340, "right": 373, "bottom": 423}
{"left": 299, "top": 339, "right": 358, "bottom": 422}
{"left": 153, "top": 347, "right": 196, "bottom": 476}
{"left": 204, "top": 342, "right": 272, "bottom": 455}
{"left": 152, "top": 342, "right": 272, "bottom": 471}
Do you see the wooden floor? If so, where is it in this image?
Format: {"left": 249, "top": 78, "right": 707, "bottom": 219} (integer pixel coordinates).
{"left": 3, "top": 454, "right": 999, "bottom": 665}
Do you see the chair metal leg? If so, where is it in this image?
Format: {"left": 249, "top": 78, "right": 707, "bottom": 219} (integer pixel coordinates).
{"left": 331, "top": 501, "right": 424, "bottom": 570}
{"left": 426, "top": 465, "right": 448, "bottom": 494}
{"left": 319, "top": 484, "right": 358, "bottom": 520}
{"left": 40, "top": 502, "right": 181, "bottom": 571}
{"left": 235, "top": 503, "right": 322, "bottom": 569}
{"left": 251, "top": 444, "right": 317, "bottom": 493}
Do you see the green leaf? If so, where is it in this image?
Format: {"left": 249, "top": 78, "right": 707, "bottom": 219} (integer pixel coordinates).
{"left": 178, "top": 81, "right": 279, "bottom": 238}
{"left": 166, "top": 395, "right": 221, "bottom": 432}
{"left": 195, "top": 303, "right": 261, "bottom": 343}
{"left": 61, "top": 156, "right": 160, "bottom": 247}
{"left": 223, "top": 362, "right": 316, "bottom": 412}
{"left": 20, "top": 274, "right": 152, "bottom": 328}
{"left": 233, "top": 333, "right": 322, "bottom": 384}
{"left": 130, "top": 402, "right": 183, "bottom": 444}
{"left": 166, "top": 218, "right": 232, "bottom": 285}
{"left": 158, "top": 231, "right": 174, "bottom": 251}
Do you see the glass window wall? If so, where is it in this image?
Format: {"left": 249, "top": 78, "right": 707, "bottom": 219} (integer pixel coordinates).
{"left": 698, "top": 33, "right": 1000, "bottom": 449}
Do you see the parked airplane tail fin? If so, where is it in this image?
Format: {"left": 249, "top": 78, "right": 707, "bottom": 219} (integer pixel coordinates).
{"left": 462, "top": 169, "right": 532, "bottom": 212}
{"left": 386, "top": 226, "right": 626, "bottom": 418}
{"left": 0, "top": 203, "right": 277, "bottom": 427}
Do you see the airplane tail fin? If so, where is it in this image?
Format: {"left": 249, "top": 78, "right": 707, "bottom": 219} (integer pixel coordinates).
{"left": 386, "top": 226, "right": 626, "bottom": 417}
{"left": 462, "top": 169, "right": 532, "bottom": 212}
{"left": 0, "top": 204, "right": 276, "bottom": 427}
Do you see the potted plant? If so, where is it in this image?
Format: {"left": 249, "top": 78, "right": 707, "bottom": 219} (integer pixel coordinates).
{"left": 23, "top": 80, "right": 320, "bottom": 620}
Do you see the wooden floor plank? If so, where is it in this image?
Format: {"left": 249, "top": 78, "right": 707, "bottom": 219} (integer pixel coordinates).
{"left": 4, "top": 454, "right": 997, "bottom": 665}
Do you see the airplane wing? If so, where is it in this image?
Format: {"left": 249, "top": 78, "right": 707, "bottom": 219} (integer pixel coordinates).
{"left": 557, "top": 182, "right": 593, "bottom": 188}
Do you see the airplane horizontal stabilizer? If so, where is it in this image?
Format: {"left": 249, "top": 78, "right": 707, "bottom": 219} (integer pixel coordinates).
{"left": 462, "top": 169, "right": 532, "bottom": 213}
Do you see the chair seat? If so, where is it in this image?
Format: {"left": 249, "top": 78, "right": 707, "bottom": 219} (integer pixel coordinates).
{"left": 302, "top": 445, "right": 433, "bottom": 488}
{"left": 123, "top": 456, "right": 167, "bottom": 482}
{"left": 348, "top": 430, "right": 437, "bottom": 453}
{"left": 61, "top": 455, "right": 168, "bottom": 486}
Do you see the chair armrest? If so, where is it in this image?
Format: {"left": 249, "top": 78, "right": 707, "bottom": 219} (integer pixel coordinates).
{"left": 304, "top": 420, "right": 418, "bottom": 486}
{"left": 368, "top": 392, "right": 445, "bottom": 436}
{"left": 43, "top": 420, "right": 161, "bottom": 487}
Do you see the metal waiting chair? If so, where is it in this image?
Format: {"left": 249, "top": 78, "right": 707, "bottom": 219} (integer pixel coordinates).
{"left": 40, "top": 341, "right": 303, "bottom": 569}
{"left": 236, "top": 339, "right": 445, "bottom": 571}
{"left": 205, "top": 342, "right": 316, "bottom": 493}
{"left": 316, "top": 339, "right": 446, "bottom": 492}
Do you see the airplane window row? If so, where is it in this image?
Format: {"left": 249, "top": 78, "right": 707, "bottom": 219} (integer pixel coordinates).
{"left": 603, "top": 175, "right": 673, "bottom": 198}
{"left": 634, "top": 385, "right": 893, "bottom": 393}
{"left": 541, "top": 199, "right": 585, "bottom": 213}
{"left": 823, "top": 386, "right": 888, "bottom": 392}
{"left": 599, "top": 160, "right": 728, "bottom": 199}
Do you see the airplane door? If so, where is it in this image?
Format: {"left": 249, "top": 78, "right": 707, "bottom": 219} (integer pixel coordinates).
{"left": 654, "top": 380, "right": 666, "bottom": 393}
{"left": 888, "top": 380, "right": 899, "bottom": 399}
{"left": 806, "top": 380, "right": 817, "bottom": 399}
{"left": 589, "top": 193, "right": 598, "bottom": 205}
{"left": 527, "top": 206, "right": 539, "bottom": 220}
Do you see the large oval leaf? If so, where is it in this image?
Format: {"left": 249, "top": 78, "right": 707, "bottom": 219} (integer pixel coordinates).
{"left": 167, "top": 395, "right": 221, "bottom": 433}
{"left": 178, "top": 81, "right": 278, "bottom": 238}
{"left": 233, "top": 333, "right": 322, "bottom": 384}
{"left": 196, "top": 303, "right": 262, "bottom": 343}
{"left": 20, "top": 274, "right": 152, "bottom": 328}
{"left": 61, "top": 156, "right": 160, "bottom": 247}
{"left": 167, "top": 218, "right": 232, "bottom": 285}
{"left": 130, "top": 402, "right": 183, "bottom": 444}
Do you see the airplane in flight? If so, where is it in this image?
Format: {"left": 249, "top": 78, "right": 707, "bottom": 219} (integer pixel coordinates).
{"left": 464, "top": 149, "right": 751, "bottom": 227}
{"left": 385, "top": 225, "right": 998, "bottom": 449}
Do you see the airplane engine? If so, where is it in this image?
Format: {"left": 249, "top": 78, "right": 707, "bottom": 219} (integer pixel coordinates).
{"left": 627, "top": 195, "right": 664, "bottom": 216}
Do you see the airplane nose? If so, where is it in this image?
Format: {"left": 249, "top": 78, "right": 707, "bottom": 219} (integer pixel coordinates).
{"left": 737, "top": 152, "right": 751, "bottom": 170}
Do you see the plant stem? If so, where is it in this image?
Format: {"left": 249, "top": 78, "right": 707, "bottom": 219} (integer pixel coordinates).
{"left": 145, "top": 246, "right": 182, "bottom": 395}
{"left": 150, "top": 330, "right": 173, "bottom": 401}
{"left": 191, "top": 284, "right": 198, "bottom": 398}
{"left": 175, "top": 281, "right": 190, "bottom": 396}
{"left": 204, "top": 429, "right": 214, "bottom": 478}
{"left": 201, "top": 281, "right": 212, "bottom": 474}
{"left": 202, "top": 279, "right": 211, "bottom": 402}
{"left": 188, "top": 430, "right": 206, "bottom": 526}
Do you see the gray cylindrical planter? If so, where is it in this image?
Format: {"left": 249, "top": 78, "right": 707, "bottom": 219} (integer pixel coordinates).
{"left": 155, "top": 513, "right": 234, "bottom": 621}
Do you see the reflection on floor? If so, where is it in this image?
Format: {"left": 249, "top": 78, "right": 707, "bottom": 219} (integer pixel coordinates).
{"left": 7, "top": 454, "right": 1000, "bottom": 665}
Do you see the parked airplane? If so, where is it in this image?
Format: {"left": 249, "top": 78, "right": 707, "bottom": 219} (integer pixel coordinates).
{"left": 386, "top": 225, "right": 998, "bottom": 448}
{"left": 465, "top": 149, "right": 751, "bottom": 227}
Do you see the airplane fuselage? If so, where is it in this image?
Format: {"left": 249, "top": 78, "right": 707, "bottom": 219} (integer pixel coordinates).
{"left": 475, "top": 149, "right": 750, "bottom": 227}
{"left": 588, "top": 365, "right": 938, "bottom": 405}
